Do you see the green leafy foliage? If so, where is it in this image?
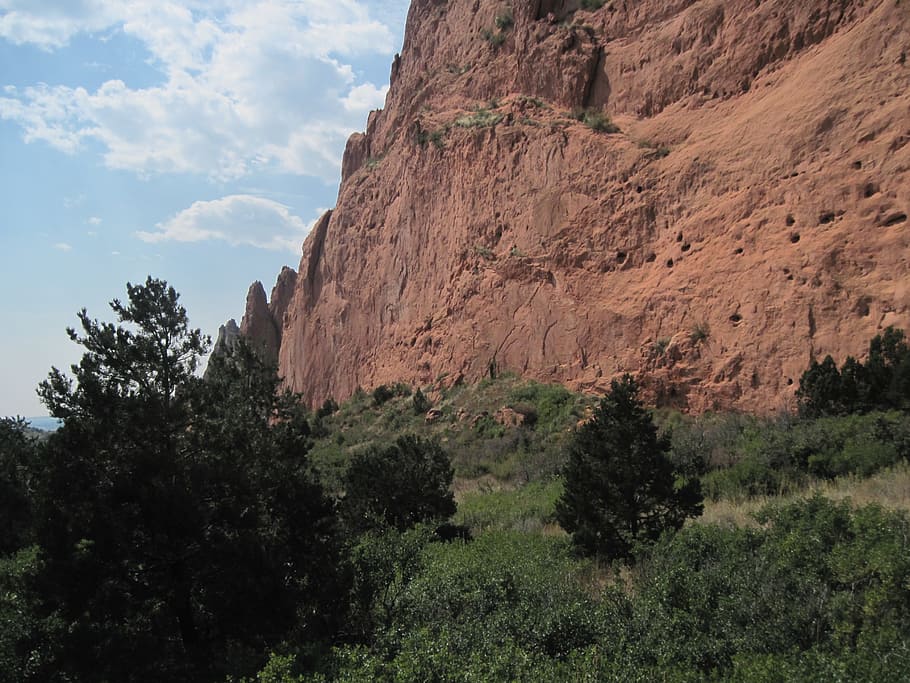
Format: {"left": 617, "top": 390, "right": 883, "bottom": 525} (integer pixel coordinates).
{"left": 556, "top": 375, "right": 703, "bottom": 559}
{"left": 700, "top": 411, "right": 910, "bottom": 499}
{"left": 3, "top": 279, "right": 342, "bottom": 682}
{"left": 797, "top": 327, "right": 910, "bottom": 416}
{"left": 569, "top": 107, "right": 620, "bottom": 133}
{"left": 0, "top": 418, "right": 36, "bottom": 556}
{"left": 340, "top": 435, "right": 456, "bottom": 534}
{"left": 454, "top": 479, "right": 563, "bottom": 533}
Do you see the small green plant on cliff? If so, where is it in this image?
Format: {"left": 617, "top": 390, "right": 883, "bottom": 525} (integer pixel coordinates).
{"left": 569, "top": 107, "right": 620, "bottom": 133}
{"left": 474, "top": 245, "right": 496, "bottom": 260}
{"left": 481, "top": 11, "right": 513, "bottom": 49}
{"left": 690, "top": 322, "right": 711, "bottom": 344}
{"left": 652, "top": 337, "right": 671, "bottom": 356}
{"left": 416, "top": 128, "right": 446, "bottom": 149}
{"left": 456, "top": 107, "right": 503, "bottom": 128}
{"left": 481, "top": 28, "right": 507, "bottom": 47}
{"left": 580, "top": 0, "right": 606, "bottom": 9}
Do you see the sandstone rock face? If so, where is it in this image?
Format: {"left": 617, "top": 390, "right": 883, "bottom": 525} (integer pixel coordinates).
{"left": 240, "top": 267, "right": 298, "bottom": 364}
{"left": 261, "top": 0, "right": 910, "bottom": 413}
{"left": 205, "top": 319, "right": 241, "bottom": 378}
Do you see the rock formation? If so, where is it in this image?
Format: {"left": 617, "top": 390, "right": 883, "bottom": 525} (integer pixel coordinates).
{"left": 240, "top": 267, "right": 298, "bottom": 364}
{"left": 205, "top": 318, "right": 241, "bottom": 378}
{"left": 251, "top": 0, "right": 910, "bottom": 412}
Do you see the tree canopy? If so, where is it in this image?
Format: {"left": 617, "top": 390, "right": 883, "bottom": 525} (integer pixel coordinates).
{"left": 556, "top": 375, "right": 703, "bottom": 559}
{"left": 797, "top": 327, "right": 910, "bottom": 417}
{"left": 341, "top": 435, "right": 456, "bottom": 534}
{"left": 7, "top": 278, "right": 340, "bottom": 682}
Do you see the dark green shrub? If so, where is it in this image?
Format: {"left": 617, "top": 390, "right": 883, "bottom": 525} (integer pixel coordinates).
{"left": 556, "top": 375, "right": 703, "bottom": 559}
{"left": 411, "top": 388, "right": 431, "bottom": 415}
{"left": 341, "top": 435, "right": 456, "bottom": 534}
{"left": 690, "top": 321, "right": 710, "bottom": 344}
{"left": 372, "top": 384, "right": 394, "bottom": 406}
{"left": 316, "top": 398, "right": 338, "bottom": 419}
{"left": 797, "top": 327, "right": 910, "bottom": 416}
{"left": 494, "top": 11, "right": 514, "bottom": 30}
{"left": 627, "top": 498, "right": 910, "bottom": 678}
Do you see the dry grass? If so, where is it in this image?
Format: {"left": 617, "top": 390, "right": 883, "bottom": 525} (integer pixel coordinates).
{"left": 696, "top": 462, "right": 910, "bottom": 528}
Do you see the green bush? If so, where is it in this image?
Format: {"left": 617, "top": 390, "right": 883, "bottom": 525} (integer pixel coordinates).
{"left": 340, "top": 435, "right": 456, "bottom": 534}
{"left": 797, "top": 327, "right": 910, "bottom": 416}
{"left": 557, "top": 375, "right": 703, "bottom": 559}
{"left": 624, "top": 497, "right": 910, "bottom": 678}
{"left": 454, "top": 480, "right": 563, "bottom": 532}
{"left": 456, "top": 107, "right": 504, "bottom": 128}
{"left": 570, "top": 107, "right": 619, "bottom": 133}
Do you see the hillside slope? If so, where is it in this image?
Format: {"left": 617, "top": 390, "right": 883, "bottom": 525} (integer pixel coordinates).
{"left": 246, "top": 0, "right": 910, "bottom": 412}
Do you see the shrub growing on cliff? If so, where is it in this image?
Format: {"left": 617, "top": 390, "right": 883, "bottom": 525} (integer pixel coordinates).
{"left": 556, "top": 375, "right": 703, "bottom": 559}
{"left": 570, "top": 107, "right": 620, "bottom": 133}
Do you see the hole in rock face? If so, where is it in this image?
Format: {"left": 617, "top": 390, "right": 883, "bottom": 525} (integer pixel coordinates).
{"left": 864, "top": 183, "right": 879, "bottom": 198}
{"left": 676, "top": 232, "right": 684, "bottom": 242}
{"left": 666, "top": 258, "right": 674, "bottom": 268}
{"left": 681, "top": 243, "right": 691, "bottom": 252}
{"left": 616, "top": 251, "right": 627, "bottom": 263}
{"left": 786, "top": 214, "right": 795, "bottom": 226}
{"left": 787, "top": 378, "right": 794, "bottom": 386}
{"left": 852, "top": 160, "right": 863, "bottom": 170}
{"left": 636, "top": 185, "right": 643, "bottom": 193}
{"left": 734, "top": 247, "right": 744, "bottom": 255}
{"left": 790, "top": 232, "right": 801, "bottom": 243}
{"left": 883, "top": 212, "right": 907, "bottom": 227}
{"left": 646, "top": 252, "right": 657, "bottom": 262}
{"left": 819, "top": 212, "right": 836, "bottom": 224}
{"left": 730, "top": 313, "right": 742, "bottom": 324}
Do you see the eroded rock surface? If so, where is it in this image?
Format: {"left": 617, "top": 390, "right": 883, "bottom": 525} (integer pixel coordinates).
{"left": 255, "top": 0, "right": 910, "bottom": 412}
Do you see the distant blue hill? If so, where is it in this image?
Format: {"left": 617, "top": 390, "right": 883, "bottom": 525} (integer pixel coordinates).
{"left": 24, "top": 416, "right": 62, "bottom": 432}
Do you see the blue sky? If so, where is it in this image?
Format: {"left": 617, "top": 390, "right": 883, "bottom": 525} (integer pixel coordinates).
{"left": 0, "top": 0, "right": 410, "bottom": 417}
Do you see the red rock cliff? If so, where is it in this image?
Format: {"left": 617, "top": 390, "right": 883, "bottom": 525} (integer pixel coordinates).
{"left": 253, "top": 0, "right": 910, "bottom": 412}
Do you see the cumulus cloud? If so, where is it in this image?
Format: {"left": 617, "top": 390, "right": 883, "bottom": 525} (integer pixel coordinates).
{"left": 0, "top": 0, "right": 409, "bottom": 180}
{"left": 53, "top": 242, "right": 72, "bottom": 251}
{"left": 137, "top": 194, "right": 317, "bottom": 252}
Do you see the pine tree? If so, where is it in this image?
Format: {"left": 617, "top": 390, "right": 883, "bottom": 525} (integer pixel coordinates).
{"left": 556, "top": 375, "right": 703, "bottom": 559}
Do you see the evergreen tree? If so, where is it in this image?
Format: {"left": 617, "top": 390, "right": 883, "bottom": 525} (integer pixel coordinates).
{"left": 797, "top": 355, "right": 846, "bottom": 417}
{"left": 19, "top": 278, "right": 339, "bottom": 682}
{"left": 556, "top": 375, "right": 703, "bottom": 559}
{"left": 797, "top": 328, "right": 910, "bottom": 416}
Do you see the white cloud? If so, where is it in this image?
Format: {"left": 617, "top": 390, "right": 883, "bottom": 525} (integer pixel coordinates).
{"left": 137, "top": 194, "right": 316, "bottom": 252}
{"left": 342, "top": 82, "right": 388, "bottom": 112}
{"left": 0, "top": 1, "right": 408, "bottom": 181}
{"left": 0, "top": 0, "right": 128, "bottom": 50}
{"left": 53, "top": 242, "right": 72, "bottom": 251}
{"left": 87, "top": 216, "right": 102, "bottom": 225}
